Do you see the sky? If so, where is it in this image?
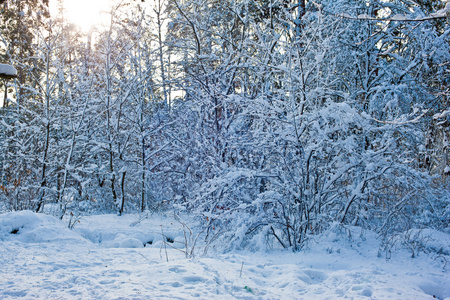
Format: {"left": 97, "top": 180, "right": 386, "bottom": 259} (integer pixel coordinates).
{"left": 50, "top": 0, "right": 113, "bottom": 32}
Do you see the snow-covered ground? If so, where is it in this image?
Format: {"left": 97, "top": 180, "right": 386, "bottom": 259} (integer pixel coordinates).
{"left": 1, "top": 211, "right": 449, "bottom": 299}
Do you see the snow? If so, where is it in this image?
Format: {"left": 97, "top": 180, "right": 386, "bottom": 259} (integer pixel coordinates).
{"left": 391, "top": 14, "right": 408, "bottom": 21}
{"left": 357, "top": 14, "right": 372, "bottom": 20}
{"left": 1, "top": 211, "right": 449, "bottom": 299}
{"left": 343, "top": 4, "right": 450, "bottom": 22}
{"left": 434, "top": 110, "right": 450, "bottom": 119}
{"left": 431, "top": 3, "right": 450, "bottom": 19}
{"left": 0, "top": 211, "right": 88, "bottom": 244}
{"left": 0, "top": 64, "right": 17, "bottom": 78}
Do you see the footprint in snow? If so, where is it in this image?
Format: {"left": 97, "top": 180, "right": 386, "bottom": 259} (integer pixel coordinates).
{"left": 182, "top": 276, "right": 206, "bottom": 284}
{"left": 168, "top": 265, "right": 187, "bottom": 273}
{"left": 298, "top": 269, "right": 328, "bottom": 284}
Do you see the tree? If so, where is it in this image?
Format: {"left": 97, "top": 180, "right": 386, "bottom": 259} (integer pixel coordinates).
{"left": 165, "top": 0, "right": 448, "bottom": 251}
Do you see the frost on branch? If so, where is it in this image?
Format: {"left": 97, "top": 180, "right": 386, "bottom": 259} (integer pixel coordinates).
{"left": 340, "top": 3, "right": 450, "bottom": 22}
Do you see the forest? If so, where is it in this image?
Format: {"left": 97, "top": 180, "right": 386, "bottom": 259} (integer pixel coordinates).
{"left": 0, "top": 0, "right": 449, "bottom": 252}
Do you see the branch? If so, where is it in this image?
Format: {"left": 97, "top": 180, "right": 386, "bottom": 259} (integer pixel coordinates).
{"left": 371, "top": 110, "right": 428, "bottom": 125}
{"left": 339, "top": 4, "right": 450, "bottom": 22}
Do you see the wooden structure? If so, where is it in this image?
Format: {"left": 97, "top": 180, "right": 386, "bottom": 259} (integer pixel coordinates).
{"left": 0, "top": 64, "right": 17, "bottom": 79}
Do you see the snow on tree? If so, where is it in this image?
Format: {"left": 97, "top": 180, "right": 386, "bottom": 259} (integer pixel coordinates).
{"left": 0, "top": 0, "right": 448, "bottom": 252}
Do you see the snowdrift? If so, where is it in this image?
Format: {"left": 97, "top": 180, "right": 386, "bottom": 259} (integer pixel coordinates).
{"left": 0, "top": 210, "right": 88, "bottom": 244}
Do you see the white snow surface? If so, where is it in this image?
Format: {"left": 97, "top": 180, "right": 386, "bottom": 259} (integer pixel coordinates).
{"left": 1, "top": 211, "right": 449, "bottom": 299}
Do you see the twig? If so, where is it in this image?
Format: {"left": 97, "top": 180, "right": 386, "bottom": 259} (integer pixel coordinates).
{"left": 161, "top": 225, "right": 169, "bottom": 262}
{"left": 138, "top": 252, "right": 149, "bottom": 261}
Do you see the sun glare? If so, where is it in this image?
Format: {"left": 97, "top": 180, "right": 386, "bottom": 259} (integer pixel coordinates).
{"left": 51, "top": 0, "right": 112, "bottom": 32}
